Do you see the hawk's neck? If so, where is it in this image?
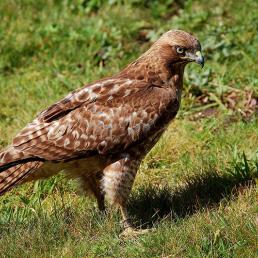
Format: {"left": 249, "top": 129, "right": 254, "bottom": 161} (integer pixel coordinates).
{"left": 118, "top": 54, "right": 185, "bottom": 91}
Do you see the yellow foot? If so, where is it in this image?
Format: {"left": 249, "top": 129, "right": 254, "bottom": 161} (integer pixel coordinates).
{"left": 120, "top": 227, "right": 153, "bottom": 238}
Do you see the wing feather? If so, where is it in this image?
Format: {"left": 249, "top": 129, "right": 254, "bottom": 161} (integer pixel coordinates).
{"left": 10, "top": 78, "right": 173, "bottom": 162}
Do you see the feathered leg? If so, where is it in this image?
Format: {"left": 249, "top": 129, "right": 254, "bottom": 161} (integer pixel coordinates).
{"left": 80, "top": 172, "right": 105, "bottom": 212}
{"left": 102, "top": 153, "right": 149, "bottom": 236}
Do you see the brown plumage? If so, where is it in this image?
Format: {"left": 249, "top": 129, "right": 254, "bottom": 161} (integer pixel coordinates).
{"left": 0, "top": 30, "right": 204, "bottom": 235}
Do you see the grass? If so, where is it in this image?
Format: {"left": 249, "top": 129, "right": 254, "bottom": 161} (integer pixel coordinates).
{"left": 0, "top": 0, "right": 257, "bottom": 257}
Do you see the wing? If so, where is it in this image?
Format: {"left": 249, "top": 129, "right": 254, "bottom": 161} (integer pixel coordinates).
{"left": 37, "top": 77, "right": 132, "bottom": 122}
{"left": 10, "top": 78, "right": 175, "bottom": 162}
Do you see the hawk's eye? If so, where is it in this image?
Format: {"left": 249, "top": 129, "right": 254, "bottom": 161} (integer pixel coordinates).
{"left": 176, "top": 47, "right": 185, "bottom": 54}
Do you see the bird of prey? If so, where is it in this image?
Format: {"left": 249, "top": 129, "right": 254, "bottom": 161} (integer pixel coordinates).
{"left": 0, "top": 30, "right": 204, "bottom": 236}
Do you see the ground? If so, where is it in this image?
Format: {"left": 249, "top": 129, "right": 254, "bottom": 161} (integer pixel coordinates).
{"left": 0, "top": 0, "right": 257, "bottom": 257}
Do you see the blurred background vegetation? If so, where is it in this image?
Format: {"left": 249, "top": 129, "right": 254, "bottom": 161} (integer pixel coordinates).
{"left": 0, "top": 0, "right": 257, "bottom": 257}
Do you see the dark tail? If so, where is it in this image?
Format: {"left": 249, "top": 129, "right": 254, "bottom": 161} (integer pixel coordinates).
{"left": 0, "top": 148, "right": 44, "bottom": 195}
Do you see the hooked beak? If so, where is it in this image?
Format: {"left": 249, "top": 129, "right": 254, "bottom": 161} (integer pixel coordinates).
{"left": 194, "top": 51, "right": 205, "bottom": 68}
{"left": 185, "top": 50, "right": 205, "bottom": 68}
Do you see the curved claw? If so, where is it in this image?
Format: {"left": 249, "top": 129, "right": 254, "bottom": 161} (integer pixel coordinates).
{"left": 120, "top": 227, "right": 154, "bottom": 238}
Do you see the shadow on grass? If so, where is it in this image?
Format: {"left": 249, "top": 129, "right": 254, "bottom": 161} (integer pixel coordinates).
{"left": 128, "top": 156, "right": 257, "bottom": 228}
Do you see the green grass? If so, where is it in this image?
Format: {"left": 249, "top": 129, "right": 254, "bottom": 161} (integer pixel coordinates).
{"left": 0, "top": 0, "right": 257, "bottom": 257}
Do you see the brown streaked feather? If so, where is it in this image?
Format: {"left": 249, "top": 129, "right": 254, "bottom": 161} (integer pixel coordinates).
{"left": 37, "top": 78, "right": 144, "bottom": 123}
{"left": 11, "top": 79, "right": 146, "bottom": 148}
{"left": 9, "top": 85, "right": 177, "bottom": 163}
{"left": 0, "top": 161, "right": 43, "bottom": 195}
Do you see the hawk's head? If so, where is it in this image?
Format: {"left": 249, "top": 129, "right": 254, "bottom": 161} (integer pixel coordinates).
{"left": 155, "top": 30, "right": 204, "bottom": 68}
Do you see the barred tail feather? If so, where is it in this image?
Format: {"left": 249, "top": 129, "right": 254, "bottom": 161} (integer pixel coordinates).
{"left": 0, "top": 147, "right": 25, "bottom": 167}
{"left": 0, "top": 161, "right": 43, "bottom": 195}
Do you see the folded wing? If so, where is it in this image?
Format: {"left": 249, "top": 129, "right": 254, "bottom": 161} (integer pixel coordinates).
{"left": 5, "top": 78, "right": 167, "bottom": 163}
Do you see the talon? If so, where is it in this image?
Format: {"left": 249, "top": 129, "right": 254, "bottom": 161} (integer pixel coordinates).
{"left": 120, "top": 218, "right": 133, "bottom": 229}
{"left": 118, "top": 204, "right": 154, "bottom": 237}
{"left": 120, "top": 227, "right": 153, "bottom": 238}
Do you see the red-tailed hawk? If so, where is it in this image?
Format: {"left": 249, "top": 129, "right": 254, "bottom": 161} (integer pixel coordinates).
{"left": 0, "top": 30, "right": 204, "bottom": 236}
